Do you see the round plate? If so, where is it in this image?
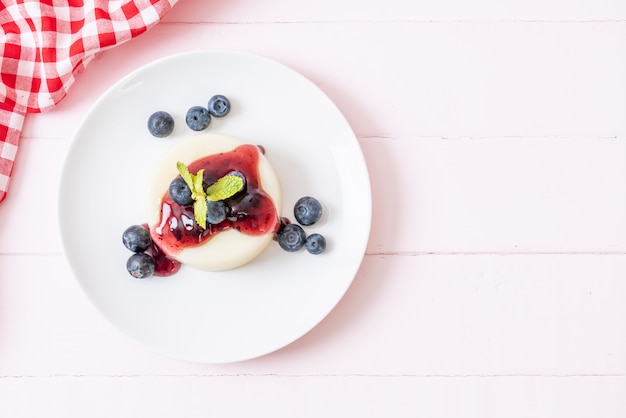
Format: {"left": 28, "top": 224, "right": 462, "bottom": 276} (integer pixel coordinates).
{"left": 58, "top": 50, "right": 371, "bottom": 363}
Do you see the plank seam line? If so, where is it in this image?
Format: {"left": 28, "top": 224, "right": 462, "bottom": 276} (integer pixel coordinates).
{"left": 1, "top": 373, "right": 625, "bottom": 379}
{"left": 0, "top": 252, "right": 63, "bottom": 257}
{"left": 358, "top": 135, "right": 622, "bottom": 141}
{"left": 160, "top": 19, "right": 626, "bottom": 25}
{"left": 366, "top": 251, "right": 626, "bottom": 256}
{"left": 1, "top": 251, "right": 625, "bottom": 257}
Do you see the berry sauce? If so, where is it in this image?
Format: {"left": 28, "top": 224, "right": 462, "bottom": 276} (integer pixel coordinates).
{"left": 151, "top": 144, "right": 280, "bottom": 262}
{"left": 142, "top": 223, "right": 182, "bottom": 276}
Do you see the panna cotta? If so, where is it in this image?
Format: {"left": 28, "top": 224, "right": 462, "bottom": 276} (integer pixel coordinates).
{"left": 145, "top": 133, "right": 282, "bottom": 271}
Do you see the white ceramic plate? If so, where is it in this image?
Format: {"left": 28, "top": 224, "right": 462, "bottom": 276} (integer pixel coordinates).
{"left": 58, "top": 50, "right": 371, "bottom": 363}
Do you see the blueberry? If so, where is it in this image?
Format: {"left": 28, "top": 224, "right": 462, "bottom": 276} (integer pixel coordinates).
{"left": 185, "top": 106, "right": 211, "bottom": 131}
{"left": 305, "top": 233, "right": 326, "bottom": 255}
{"left": 169, "top": 177, "right": 194, "bottom": 206}
{"left": 207, "top": 95, "right": 231, "bottom": 117}
{"left": 206, "top": 199, "right": 228, "bottom": 224}
{"left": 277, "top": 223, "right": 306, "bottom": 252}
{"left": 126, "top": 253, "right": 156, "bottom": 278}
{"left": 147, "top": 111, "right": 174, "bottom": 138}
{"left": 294, "top": 196, "right": 323, "bottom": 226}
{"left": 122, "top": 225, "right": 152, "bottom": 253}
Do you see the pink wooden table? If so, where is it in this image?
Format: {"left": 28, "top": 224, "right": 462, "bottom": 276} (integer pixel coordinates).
{"left": 1, "top": 0, "right": 625, "bottom": 416}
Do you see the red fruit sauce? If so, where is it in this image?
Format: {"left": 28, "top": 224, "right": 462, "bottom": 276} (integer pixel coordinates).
{"left": 149, "top": 144, "right": 280, "bottom": 276}
{"left": 142, "top": 223, "right": 182, "bottom": 276}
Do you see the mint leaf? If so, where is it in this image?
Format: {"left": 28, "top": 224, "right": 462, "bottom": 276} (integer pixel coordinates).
{"left": 191, "top": 168, "right": 206, "bottom": 201}
{"left": 177, "top": 161, "right": 194, "bottom": 190}
{"left": 176, "top": 161, "right": 209, "bottom": 230}
{"left": 194, "top": 198, "right": 207, "bottom": 230}
{"left": 206, "top": 174, "right": 244, "bottom": 201}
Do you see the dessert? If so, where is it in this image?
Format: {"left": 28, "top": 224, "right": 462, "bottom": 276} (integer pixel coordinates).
{"left": 121, "top": 95, "right": 327, "bottom": 279}
{"left": 145, "top": 133, "right": 282, "bottom": 272}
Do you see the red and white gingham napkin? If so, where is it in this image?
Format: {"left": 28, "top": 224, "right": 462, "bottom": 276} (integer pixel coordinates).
{"left": 0, "top": 0, "right": 178, "bottom": 203}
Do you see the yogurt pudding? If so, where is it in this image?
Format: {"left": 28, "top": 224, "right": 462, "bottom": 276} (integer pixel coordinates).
{"left": 145, "top": 133, "right": 282, "bottom": 271}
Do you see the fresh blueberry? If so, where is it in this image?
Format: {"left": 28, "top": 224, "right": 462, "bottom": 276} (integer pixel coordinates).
{"left": 277, "top": 223, "right": 306, "bottom": 252}
{"left": 122, "top": 225, "right": 152, "bottom": 253}
{"left": 305, "top": 233, "right": 326, "bottom": 255}
{"left": 169, "top": 177, "right": 194, "bottom": 206}
{"left": 185, "top": 106, "right": 211, "bottom": 131}
{"left": 206, "top": 199, "right": 229, "bottom": 225}
{"left": 207, "top": 95, "right": 231, "bottom": 117}
{"left": 126, "top": 253, "right": 156, "bottom": 278}
{"left": 294, "top": 196, "right": 323, "bottom": 226}
{"left": 147, "top": 111, "right": 174, "bottom": 138}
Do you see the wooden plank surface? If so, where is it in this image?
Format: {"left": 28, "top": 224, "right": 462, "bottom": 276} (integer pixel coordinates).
{"left": 2, "top": 376, "right": 625, "bottom": 418}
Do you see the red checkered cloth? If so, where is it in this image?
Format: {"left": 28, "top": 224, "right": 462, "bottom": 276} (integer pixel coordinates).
{"left": 0, "top": 0, "right": 178, "bottom": 203}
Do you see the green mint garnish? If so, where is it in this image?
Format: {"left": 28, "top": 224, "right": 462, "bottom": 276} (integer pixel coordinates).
{"left": 176, "top": 162, "right": 245, "bottom": 230}
{"left": 193, "top": 198, "right": 208, "bottom": 230}
{"left": 206, "top": 175, "right": 244, "bottom": 201}
{"left": 177, "top": 161, "right": 194, "bottom": 191}
{"left": 177, "top": 161, "right": 208, "bottom": 230}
